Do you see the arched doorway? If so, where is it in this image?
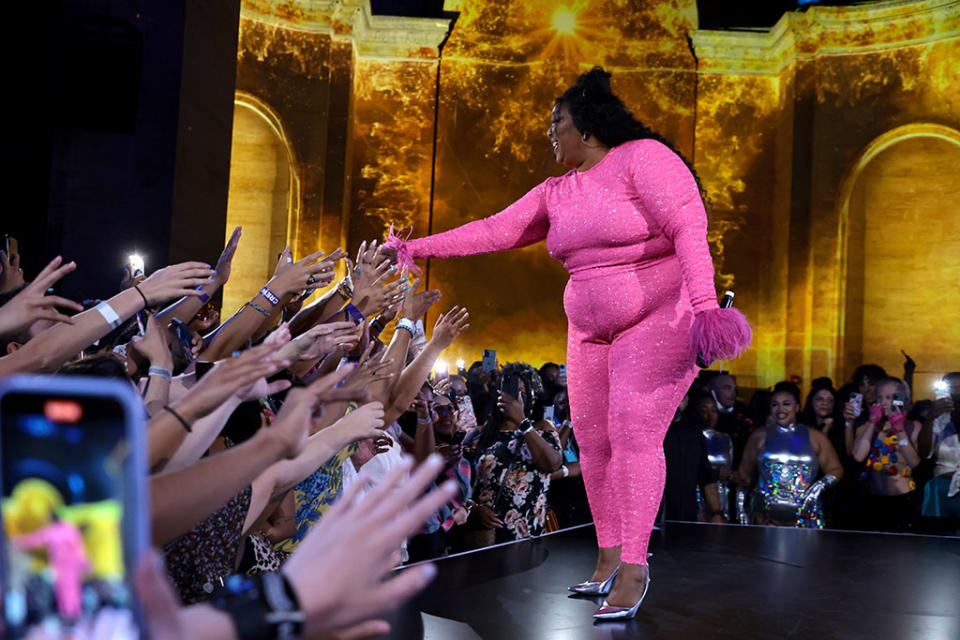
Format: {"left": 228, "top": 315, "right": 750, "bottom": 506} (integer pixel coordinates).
{"left": 839, "top": 124, "right": 960, "bottom": 391}
{"left": 222, "top": 93, "right": 299, "bottom": 315}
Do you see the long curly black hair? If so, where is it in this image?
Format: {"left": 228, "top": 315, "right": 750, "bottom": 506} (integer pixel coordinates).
{"left": 556, "top": 66, "right": 702, "bottom": 192}
{"left": 476, "top": 362, "right": 544, "bottom": 450}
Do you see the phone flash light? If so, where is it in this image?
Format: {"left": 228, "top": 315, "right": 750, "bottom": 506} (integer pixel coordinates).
{"left": 456, "top": 359, "right": 466, "bottom": 370}
{"left": 935, "top": 381, "right": 950, "bottom": 397}
{"left": 44, "top": 399, "right": 83, "bottom": 423}
{"left": 435, "top": 361, "right": 449, "bottom": 375}
{"left": 128, "top": 253, "right": 145, "bottom": 274}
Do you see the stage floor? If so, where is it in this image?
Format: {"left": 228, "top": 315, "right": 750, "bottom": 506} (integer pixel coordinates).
{"left": 386, "top": 522, "right": 960, "bottom": 639}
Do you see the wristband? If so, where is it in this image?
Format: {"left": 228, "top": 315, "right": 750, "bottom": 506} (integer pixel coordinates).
{"left": 163, "top": 405, "right": 192, "bottom": 433}
{"left": 196, "top": 287, "right": 211, "bottom": 304}
{"left": 344, "top": 303, "right": 365, "bottom": 324}
{"left": 246, "top": 301, "right": 271, "bottom": 317}
{"left": 519, "top": 418, "right": 535, "bottom": 436}
{"left": 133, "top": 285, "right": 151, "bottom": 308}
{"left": 396, "top": 317, "right": 416, "bottom": 337}
{"left": 148, "top": 366, "right": 172, "bottom": 381}
{"left": 94, "top": 301, "right": 122, "bottom": 329}
{"left": 259, "top": 286, "right": 280, "bottom": 306}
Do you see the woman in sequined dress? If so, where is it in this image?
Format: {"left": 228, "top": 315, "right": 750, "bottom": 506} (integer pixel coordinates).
{"left": 735, "top": 385, "right": 843, "bottom": 527}
{"left": 383, "top": 67, "right": 751, "bottom": 619}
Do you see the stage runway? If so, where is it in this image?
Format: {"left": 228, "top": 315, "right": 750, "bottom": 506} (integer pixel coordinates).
{"left": 386, "top": 521, "right": 960, "bottom": 639}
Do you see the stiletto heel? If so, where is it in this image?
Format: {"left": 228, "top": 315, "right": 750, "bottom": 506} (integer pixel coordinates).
{"left": 593, "top": 566, "right": 651, "bottom": 621}
{"left": 568, "top": 565, "right": 619, "bottom": 596}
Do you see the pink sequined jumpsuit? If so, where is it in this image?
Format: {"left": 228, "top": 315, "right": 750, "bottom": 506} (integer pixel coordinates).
{"left": 389, "top": 139, "right": 750, "bottom": 563}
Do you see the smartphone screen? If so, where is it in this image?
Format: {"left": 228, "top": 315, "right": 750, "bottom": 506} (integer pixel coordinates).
{"left": 481, "top": 349, "right": 497, "bottom": 373}
{"left": 543, "top": 405, "right": 556, "bottom": 423}
{"left": 0, "top": 376, "right": 146, "bottom": 639}
{"left": 456, "top": 395, "right": 477, "bottom": 429}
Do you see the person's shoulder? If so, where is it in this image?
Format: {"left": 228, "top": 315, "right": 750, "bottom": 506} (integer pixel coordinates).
{"left": 616, "top": 137, "right": 673, "bottom": 159}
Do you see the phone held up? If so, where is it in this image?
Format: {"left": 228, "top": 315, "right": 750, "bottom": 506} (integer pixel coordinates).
{"left": 0, "top": 375, "right": 148, "bottom": 639}
{"left": 849, "top": 392, "right": 863, "bottom": 418}
{"left": 481, "top": 349, "right": 497, "bottom": 373}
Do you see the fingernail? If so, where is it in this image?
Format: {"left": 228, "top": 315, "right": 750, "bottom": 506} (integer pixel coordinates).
{"left": 427, "top": 453, "right": 443, "bottom": 466}
{"left": 442, "top": 479, "right": 458, "bottom": 493}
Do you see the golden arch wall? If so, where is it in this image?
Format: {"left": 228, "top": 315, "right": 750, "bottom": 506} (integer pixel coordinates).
{"left": 839, "top": 124, "right": 960, "bottom": 390}
{"left": 223, "top": 94, "right": 299, "bottom": 315}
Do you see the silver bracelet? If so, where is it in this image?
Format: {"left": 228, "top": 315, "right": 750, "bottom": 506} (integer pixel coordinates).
{"left": 561, "top": 465, "right": 570, "bottom": 478}
{"left": 246, "top": 301, "right": 271, "bottom": 317}
{"left": 148, "top": 366, "right": 172, "bottom": 381}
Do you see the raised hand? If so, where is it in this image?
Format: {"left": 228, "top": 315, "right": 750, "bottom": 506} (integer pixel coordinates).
{"left": 276, "top": 321, "right": 359, "bottom": 363}
{"left": 400, "top": 276, "right": 441, "bottom": 322}
{"left": 497, "top": 390, "right": 525, "bottom": 424}
{"left": 334, "top": 402, "right": 387, "bottom": 441}
{"left": 179, "top": 343, "right": 291, "bottom": 418}
{"left": 430, "top": 306, "right": 470, "bottom": 350}
{"left": 0, "top": 256, "right": 82, "bottom": 338}
{"left": 213, "top": 226, "right": 242, "bottom": 286}
{"left": 1, "top": 244, "right": 25, "bottom": 292}
{"left": 271, "top": 248, "right": 346, "bottom": 297}
{"left": 281, "top": 454, "right": 459, "bottom": 636}
{"left": 129, "top": 313, "right": 173, "bottom": 368}
{"left": 138, "top": 262, "right": 215, "bottom": 307}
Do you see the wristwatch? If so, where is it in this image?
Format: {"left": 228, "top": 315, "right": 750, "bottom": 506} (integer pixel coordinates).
{"left": 519, "top": 418, "right": 535, "bottom": 436}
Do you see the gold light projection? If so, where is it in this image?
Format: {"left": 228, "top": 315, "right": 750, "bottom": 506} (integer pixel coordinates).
{"left": 229, "top": 0, "right": 960, "bottom": 391}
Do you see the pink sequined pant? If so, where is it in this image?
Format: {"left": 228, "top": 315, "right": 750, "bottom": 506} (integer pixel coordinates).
{"left": 564, "top": 260, "right": 697, "bottom": 564}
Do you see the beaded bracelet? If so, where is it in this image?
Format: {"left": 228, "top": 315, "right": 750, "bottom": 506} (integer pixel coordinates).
{"left": 246, "top": 301, "right": 271, "bottom": 317}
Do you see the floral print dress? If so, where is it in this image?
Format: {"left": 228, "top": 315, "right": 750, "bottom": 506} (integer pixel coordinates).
{"left": 473, "top": 429, "right": 561, "bottom": 543}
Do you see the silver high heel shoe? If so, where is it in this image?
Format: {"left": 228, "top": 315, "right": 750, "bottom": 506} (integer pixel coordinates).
{"left": 568, "top": 565, "right": 619, "bottom": 596}
{"left": 593, "top": 566, "right": 651, "bottom": 621}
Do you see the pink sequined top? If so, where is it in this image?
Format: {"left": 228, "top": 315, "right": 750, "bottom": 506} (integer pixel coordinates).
{"left": 402, "top": 138, "right": 719, "bottom": 314}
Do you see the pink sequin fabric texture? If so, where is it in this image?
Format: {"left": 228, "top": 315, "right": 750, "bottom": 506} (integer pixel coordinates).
{"left": 396, "top": 139, "right": 742, "bottom": 563}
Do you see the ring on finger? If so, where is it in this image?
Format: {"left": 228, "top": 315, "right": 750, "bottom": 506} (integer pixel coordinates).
{"left": 307, "top": 275, "right": 317, "bottom": 285}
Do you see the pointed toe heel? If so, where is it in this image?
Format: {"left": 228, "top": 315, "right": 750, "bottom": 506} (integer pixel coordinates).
{"left": 568, "top": 565, "right": 619, "bottom": 596}
{"left": 593, "top": 568, "right": 651, "bottom": 621}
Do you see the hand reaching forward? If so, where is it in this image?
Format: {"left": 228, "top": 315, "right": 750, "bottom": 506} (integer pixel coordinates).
{"left": 275, "top": 321, "right": 359, "bottom": 363}
{"left": 332, "top": 402, "right": 387, "bottom": 442}
{"left": 400, "top": 276, "right": 441, "bottom": 322}
{"left": 282, "top": 454, "right": 458, "bottom": 636}
{"left": 213, "top": 226, "right": 242, "bottom": 286}
{"left": 0, "top": 256, "right": 82, "bottom": 338}
{"left": 138, "top": 262, "right": 215, "bottom": 307}
{"left": 430, "top": 306, "right": 470, "bottom": 350}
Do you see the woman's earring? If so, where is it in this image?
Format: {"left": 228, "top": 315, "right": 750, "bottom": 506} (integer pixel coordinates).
{"left": 581, "top": 132, "right": 589, "bottom": 141}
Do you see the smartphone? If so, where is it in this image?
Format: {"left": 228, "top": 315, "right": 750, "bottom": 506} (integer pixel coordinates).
{"left": 481, "top": 349, "right": 497, "bottom": 373}
{"left": 5, "top": 235, "right": 19, "bottom": 259}
{"left": 892, "top": 393, "right": 905, "bottom": 412}
{"left": 456, "top": 395, "right": 477, "bottom": 429}
{"left": 451, "top": 430, "right": 466, "bottom": 446}
{"left": 543, "top": 405, "right": 556, "bottom": 424}
{"left": 934, "top": 380, "right": 951, "bottom": 399}
{"left": 849, "top": 392, "right": 863, "bottom": 418}
{"left": 558, "top": 364, "right": 567, "bottom": 382}
{"left": 127, "top": 254, "right": 144, "bottom": 278}
{"left": 0, "top": 374, "right": 147, "bottom": 638}
{"left": 500, "top": 371, "right": 520, "bottom": 400}
{"left": 169, "top": 318, "right": 197, "bottom": 364}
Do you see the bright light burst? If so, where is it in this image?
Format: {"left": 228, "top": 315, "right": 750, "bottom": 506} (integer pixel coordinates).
{"left": 551, "top": 6, "right": 578, "bottom": 36}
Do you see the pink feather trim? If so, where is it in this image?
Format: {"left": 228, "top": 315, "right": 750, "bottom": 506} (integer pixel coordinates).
{"left": 691, "top": 307, "right": 753, "bottom": 364}
{"left": 384, "top": 225, "right": 421, "bottom": 275}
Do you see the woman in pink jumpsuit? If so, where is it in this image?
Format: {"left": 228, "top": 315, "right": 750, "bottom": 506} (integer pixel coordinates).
{"left": 386, "top": 67, "right": 751, "bottom": 619}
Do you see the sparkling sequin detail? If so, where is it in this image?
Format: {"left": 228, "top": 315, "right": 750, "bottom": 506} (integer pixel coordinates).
{"left": 753, "top": 424, "right": 820, "bottom": 525}
{"left": 397, "top": 139, "right": 721, "bottom": 563}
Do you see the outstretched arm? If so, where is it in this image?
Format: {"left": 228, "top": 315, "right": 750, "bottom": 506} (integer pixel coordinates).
{"left": 386, "top": 183, "right": 550, "bottom": 268}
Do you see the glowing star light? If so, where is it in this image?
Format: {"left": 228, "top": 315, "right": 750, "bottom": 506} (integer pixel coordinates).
{"left": 551, "top": 6, "right": 578, "bottom": 36}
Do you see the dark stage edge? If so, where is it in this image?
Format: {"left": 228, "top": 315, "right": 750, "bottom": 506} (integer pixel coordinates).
{"left": 385, "top": 522, "right": 960, "bottom": 639}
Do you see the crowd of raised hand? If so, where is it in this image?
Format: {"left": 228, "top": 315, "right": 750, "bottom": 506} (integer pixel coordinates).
{"left": 0, "top": 232, "right": 474, "bottom": 639}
